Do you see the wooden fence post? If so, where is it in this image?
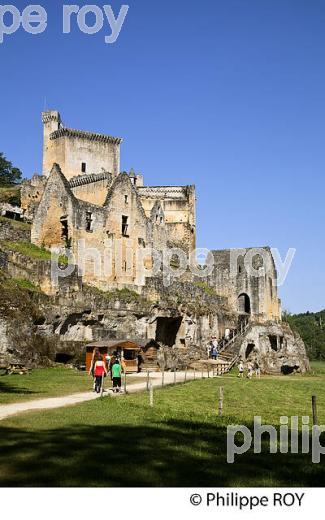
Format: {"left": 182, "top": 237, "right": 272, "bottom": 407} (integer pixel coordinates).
{"left": 100, "top": 374, "right": 104, "bottom": 397}
{"left": 312, "top": 395, "right": 318, "bottom": 426}
{"left": 184, "top": 367, "right": 187, "bottom": 383}
{"left": 146, "top": 370, "right": 150, "bottom": 391}
{"left": 149, "top": 382, "right": 154, "bottom": 407}
{"left": 218, "top": 386, "right": 224, "bottom": 417}
{"left": 124, "top": 372, "right": 127, "bottom": 394}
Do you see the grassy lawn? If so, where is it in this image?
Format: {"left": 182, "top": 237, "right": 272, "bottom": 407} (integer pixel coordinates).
{"left": 0, "top": 367, "right": 144, "bottom": 404}
{"left": 0, "top": 363, "right": 325, "bottom": 487}
{"left": 0, "top": 367, "right": 91, "bottom": 404}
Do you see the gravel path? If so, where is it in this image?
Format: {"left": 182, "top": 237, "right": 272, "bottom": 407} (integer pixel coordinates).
{"left": 0, "top": 370, "right": 213, "bottom": 421}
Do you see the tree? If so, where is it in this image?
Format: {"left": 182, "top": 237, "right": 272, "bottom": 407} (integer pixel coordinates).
{"left": 0, "top": 153, "right": 22, "bottom": 186}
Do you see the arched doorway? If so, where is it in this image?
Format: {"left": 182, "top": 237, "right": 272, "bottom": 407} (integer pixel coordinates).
{"left": 238, "top": 293, "right": 251, "bottom": 314}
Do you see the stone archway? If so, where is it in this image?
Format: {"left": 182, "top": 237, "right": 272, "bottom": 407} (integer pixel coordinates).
{"left": 238, "top": 293, "right": 251, "bottom": 314}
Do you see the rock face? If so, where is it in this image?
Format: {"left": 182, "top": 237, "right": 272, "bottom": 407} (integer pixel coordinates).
{"left": 226, "top": 321, "right": 310, "bottom": 374}
{"left": 0, "top": 274, "right": 55, "bottom": 367}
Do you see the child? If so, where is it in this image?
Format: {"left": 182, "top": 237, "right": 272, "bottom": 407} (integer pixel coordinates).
{"left": 111, "top": 359, "right": 123, "bottom": 393}
{"left": 254, "top": 360, "right": 261, "bottom": 378}
{"left": 237, "top": 361, "right": 244, "bottom": 378}
{"left": 246, "top": 362, "right": 253, "bottom": 379}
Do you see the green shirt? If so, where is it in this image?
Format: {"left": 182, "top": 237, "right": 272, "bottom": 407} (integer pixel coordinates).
{"left": 112, "top": 363, "right": 122, "bottom": 378}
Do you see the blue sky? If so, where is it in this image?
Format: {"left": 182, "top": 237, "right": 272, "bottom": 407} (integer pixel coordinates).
{"left": 0, "top": 0, "right": 324, "bottom": 313}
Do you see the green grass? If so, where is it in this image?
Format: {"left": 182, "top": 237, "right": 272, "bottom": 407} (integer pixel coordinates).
{"left": 9, "top": 278, "right": 41, "bottom": 293}
{"left": 0, "top": 216, "right": 30, "bottom": 230}
{"left": 0, "top": 367, "right": 144, "bottom": 405}
{"left": 194, "top": 281, "right": 218, "bottom": 295}
{"left": 86, "top": 285, "right": 142, "bottom": 303}
{"left": 0, "top": 362, "right": 325, "bottom": 486}
{"left": 0, "top": 367, "right": 91, "bottom": 404}
{"left": 0, "top": 186, "right": 20, "bottom": 206}
{"left": 1, "top": 240, "right": 51, "bottom": 261}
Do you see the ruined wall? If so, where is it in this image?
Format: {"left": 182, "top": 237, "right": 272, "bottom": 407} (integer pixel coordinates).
{"left": 20, "top": 174, "right": 47, "bottom": 221}
{"left": 204, "top": 248, "right": 281, "bottom": 323}
{"left": 70, "top": 172, "right": 113, "bottom": 205}
{"left": 0, "top": 218, "right": 31, "bottom": 242}
{"left": 102, "top": 174, "right": 150, "bottom": 287}
{"left": 138, "top": 185, "right": 196, "bottom": 253}
{"left": 31, "top": 166, "right": 78, "bottom": 249}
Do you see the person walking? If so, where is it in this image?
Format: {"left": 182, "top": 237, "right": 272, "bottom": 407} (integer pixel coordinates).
{"left": 237, "top": 361, "right": 244, "bottom": 378}
{"left": 246, "top": 362, "right": 253, "bottom": 379}
{"left": 93, "top": 353, "right": 107, "bottom": 394}
{"left": 111, "top": 359, "right": 123, "bottom": 393}
{"left": 211, "top": 338, "right": 219, "bottom": 360}
{"left": 253, "top": 360, "right": 261, "bottom": 378}
{"left": 89, "top": 348, "right": 100, "bottom": 392}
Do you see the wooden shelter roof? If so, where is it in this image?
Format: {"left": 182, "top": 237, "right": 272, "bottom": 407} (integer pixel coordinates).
{"left": 86, "top": 339, "right": 143, "bottom": 351}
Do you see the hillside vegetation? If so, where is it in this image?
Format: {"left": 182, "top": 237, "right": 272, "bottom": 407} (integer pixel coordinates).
{"left": 284, "top": 309, "right": 325, "bottom": 360}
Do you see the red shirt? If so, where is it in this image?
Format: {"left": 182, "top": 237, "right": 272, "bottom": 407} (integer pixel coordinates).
{"left": 94, "top": 363, "right": 105, "bottom": 376}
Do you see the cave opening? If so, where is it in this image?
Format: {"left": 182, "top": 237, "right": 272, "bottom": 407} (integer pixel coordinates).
{"left": 155, "top": 317, "right": 183, "bottom": 347}
{"left": 281, "top": 364, "right": 299, "bottom": 375}
{"left": 55, "top": 353, "right": 74, "bottom": 364}
{"left": 245, "top": 343, "right": 255, "bottom": 359}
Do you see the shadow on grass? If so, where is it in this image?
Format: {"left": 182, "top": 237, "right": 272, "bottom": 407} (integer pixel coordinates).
{"left": 0, "top": 380, "right": 38, "bottom": 396}
{"left": 0, "top": 418, "right": 324, "bottom": 487}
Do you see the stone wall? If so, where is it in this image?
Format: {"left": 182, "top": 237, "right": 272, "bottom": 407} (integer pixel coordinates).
{"left": 0, "top": 218, "right": 31, "bottom": 242}
{"left": 202, "top": 248, "right": 281, "bottom": 323}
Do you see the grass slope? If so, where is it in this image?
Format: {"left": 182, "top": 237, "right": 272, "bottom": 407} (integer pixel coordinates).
{"left": 0, "top": 362, "right": 324, "bottom": 487}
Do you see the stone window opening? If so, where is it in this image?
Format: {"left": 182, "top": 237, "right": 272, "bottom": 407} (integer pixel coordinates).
{"left": 81, "top": 162, "right": 86, "bottom": 173}
{"left": 85, "top": 211, "right": 93, "bottom": 232}
{"left": 269, "top": 335, "right": 282, "bottom": 351}
{"left": 160, "top": 216, "right": 163, "bottom": 224}
{"left": 124, "top": 195, "right": 128, "bottom": 204}
{"left": 122, "top": 215, "right": 129, "bottom": 237}
{"left": 60, "top": 217, "right": 69, "bottom": 247}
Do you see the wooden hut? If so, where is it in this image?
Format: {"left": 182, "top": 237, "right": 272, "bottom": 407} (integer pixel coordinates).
{"left": 85, "top": 339, "right": 143, "bottom": 374}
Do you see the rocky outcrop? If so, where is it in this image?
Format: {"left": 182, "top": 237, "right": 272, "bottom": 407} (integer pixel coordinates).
{"left": 229, "top": 321, "right": 310, "bottom": 374}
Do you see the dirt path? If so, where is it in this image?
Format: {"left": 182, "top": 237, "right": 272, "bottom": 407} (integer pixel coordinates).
{"left": 0, "top": 370, "right": 213, "bottom": 421}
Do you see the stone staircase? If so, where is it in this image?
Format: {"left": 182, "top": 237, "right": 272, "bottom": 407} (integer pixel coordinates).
{"left": 192, "top": 318, "right": 251, "bottom": 375}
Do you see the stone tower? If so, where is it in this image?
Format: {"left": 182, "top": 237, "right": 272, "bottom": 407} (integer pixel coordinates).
{"left": 41, "top": 109, "right": 122, "bottom": 180}
{"left": 42, "top": 111, "right": 62, "bottom": 177}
